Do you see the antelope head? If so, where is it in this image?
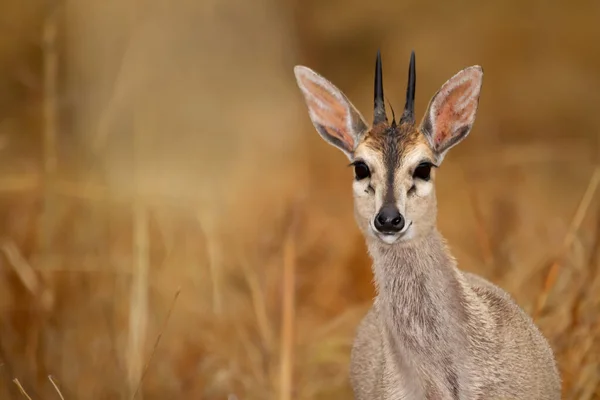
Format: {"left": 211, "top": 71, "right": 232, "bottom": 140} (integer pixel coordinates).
{"left": 294, "top": 51, "right": 483, "bottom": 245}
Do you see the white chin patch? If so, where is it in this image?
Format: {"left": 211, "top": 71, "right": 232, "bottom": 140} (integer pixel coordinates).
{"left": 380, "top": 234, "right": 400, "bottom": 245}
{"left": 372, "top": 222, "right": 413, "bottom": 245}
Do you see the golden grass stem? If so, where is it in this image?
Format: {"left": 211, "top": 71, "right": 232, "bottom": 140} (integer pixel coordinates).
{"left": 131, "top": 287, "right": 181, "bottom": 400}
{"left": 240, "top": 257, "right": 274, "bottom": 351}
{"left": 279, "top": 208, "right": 298, "bottom": 400}
{"left": 569, "top": 207, "right": 600, "bottom": 331}
{"left": 561, "top": 167, "right": 600, "bottom": 252}
{"left": 535, "top": 165, "right": 600, "bottom": 318}
{"left": 1, "top": 241, "right": 41, "bottom": 295}
{"left": 13, "top": 379, "right": 33, "bottom": 400}
{"left": 207, "top": 238, "right": 223, "bottom": 315}
{"left": 48, "top": 375, "right": 65, "bottom": 400}
{"left": 127, "top": 101, "right": 150, "bottom": 398}
{"left": 31, "top": 5, "right": 62, "bottom": 390}
{"left": 0, "top": 241, "right": 53, "bottom": 310}
{"left": 126, "top": 203, "right": 149, "bottom": 398}
{"left": 197, "top": 214, "right": 223, "bottom": 314}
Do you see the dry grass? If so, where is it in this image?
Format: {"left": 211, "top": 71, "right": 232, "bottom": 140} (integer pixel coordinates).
{"left": 0, "top": 0, "right": 599, "bottom": 399}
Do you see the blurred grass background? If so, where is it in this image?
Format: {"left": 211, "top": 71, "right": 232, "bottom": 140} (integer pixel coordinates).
{"left": 0, "top": 0, "right": 599, "bottom": 399}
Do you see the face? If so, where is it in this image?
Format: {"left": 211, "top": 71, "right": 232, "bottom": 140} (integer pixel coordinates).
{"left": 293, "top": 52, "right": 483, "bottom": 247}
{"left": 351, "top": 122, "right": 439, "bottom": 245}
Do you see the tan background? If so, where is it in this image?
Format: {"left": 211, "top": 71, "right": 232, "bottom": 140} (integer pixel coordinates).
{"left": 0, "top": 0, "right": 599, "bottom": 399}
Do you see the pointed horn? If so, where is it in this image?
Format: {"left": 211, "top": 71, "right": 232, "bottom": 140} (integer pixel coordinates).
{"left": 401, "top": 50, "right": 416, "bottom": 123}
{"left": 373, "top": 50, "right": 387, "bottom": 125}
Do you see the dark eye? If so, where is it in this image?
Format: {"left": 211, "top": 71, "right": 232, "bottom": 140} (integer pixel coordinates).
{"left": 413, "top": 162, "right": 432, "bottom": 181}
{"left": 352, "top": 161, "right": 371, "bottom": 180}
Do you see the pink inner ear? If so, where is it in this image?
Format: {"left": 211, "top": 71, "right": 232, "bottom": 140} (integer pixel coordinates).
{"left": 432, "top": 78, "right": 478, "bottom": 146}
{"left": 303, "top": 77, "right": 355, "bottom": 150}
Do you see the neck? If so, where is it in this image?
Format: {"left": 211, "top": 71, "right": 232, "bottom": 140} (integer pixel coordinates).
{"left": 367, "top": 228, "right": 469, "bottom": 369}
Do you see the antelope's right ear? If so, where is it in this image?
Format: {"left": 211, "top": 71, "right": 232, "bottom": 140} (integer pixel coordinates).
{"left": 294, "top": 66, "right": 369, "bottom": 159}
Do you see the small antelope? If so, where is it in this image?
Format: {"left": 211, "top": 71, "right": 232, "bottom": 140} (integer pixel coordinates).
{"left": 293, "top": 51, "right": 561, "bottom": 399}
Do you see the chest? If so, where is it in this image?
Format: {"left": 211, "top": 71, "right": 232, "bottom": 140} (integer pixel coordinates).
{"left": 379, "top": 328, "right": 463, "bottom": 400}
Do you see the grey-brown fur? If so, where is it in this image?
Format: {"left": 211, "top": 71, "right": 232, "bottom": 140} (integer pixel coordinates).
{"left": 293, "top": 52, "right": 561, "bottom": 400}
{"left": 350, "top": 231, "right": 561, "bottom": 399}
{"left": 366, "top": 121, "right": 423, "bottom": 206}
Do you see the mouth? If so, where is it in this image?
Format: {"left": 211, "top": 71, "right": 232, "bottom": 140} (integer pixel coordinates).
{"left": 372, "top": 221, "right": 413, "bottom": 245}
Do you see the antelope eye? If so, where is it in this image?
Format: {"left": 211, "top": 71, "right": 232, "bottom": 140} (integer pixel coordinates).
{"left": 413, "top": 162, "right": 432, "bottom": 181}
{"left": 353, "top": 161, "right": 371, "bottom": 180}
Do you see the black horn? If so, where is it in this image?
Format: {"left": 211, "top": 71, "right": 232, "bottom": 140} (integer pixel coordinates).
{"left": 401, "top": 50, "right": 416, "bottom": 124}
{"left": 373, "top": 50, "right": 387, "bottom": 125}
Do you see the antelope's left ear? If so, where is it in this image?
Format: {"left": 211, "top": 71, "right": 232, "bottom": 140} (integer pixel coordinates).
{"left": 419, "top": 66, "right": 483, "bottom": 161}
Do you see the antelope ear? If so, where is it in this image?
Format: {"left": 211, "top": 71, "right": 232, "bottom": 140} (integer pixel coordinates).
{"left": 294, "top": 66, "right": 368, "bottom": 159}
{"left": 419, "top": 66, "right": 483, "bottom": 162}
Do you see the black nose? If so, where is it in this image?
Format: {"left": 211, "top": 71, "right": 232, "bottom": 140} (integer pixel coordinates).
{"left": 374, "top": 205, "right": 405, "bottom": 234}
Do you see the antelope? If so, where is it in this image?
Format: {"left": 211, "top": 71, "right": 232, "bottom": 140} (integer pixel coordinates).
{"left": 293, "top": 51, "right": 561, "bottom": 399}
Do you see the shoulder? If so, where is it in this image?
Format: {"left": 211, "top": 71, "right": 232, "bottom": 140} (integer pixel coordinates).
{"left": 462, "top": 271, "right": 537, "bottom": 331}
